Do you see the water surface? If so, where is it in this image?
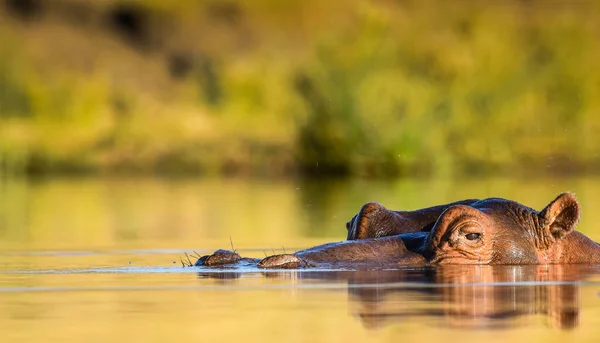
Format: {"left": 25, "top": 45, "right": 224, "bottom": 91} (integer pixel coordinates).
{"left": 2, "top": 176, "right": 600, "bottom": 342}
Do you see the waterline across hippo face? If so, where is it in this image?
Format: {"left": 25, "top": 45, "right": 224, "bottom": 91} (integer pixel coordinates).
{"left": 194, "top": 193, "right": 600, "bottom": 268}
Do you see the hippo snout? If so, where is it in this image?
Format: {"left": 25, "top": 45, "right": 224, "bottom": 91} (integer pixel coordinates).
{"left": 258, "top": 254, "right": 307, "bottom": 269}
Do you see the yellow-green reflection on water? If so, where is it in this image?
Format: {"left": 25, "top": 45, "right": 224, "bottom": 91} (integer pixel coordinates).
{"left": 2, "top": 176, "right": 600, "bottom": 342}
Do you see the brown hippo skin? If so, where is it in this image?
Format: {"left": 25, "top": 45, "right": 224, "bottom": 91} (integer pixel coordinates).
{"left": 195, "top": 193, "right": 600, "bottom": 268}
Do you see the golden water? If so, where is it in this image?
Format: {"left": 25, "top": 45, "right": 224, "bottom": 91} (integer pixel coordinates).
{"left": 2, "top": 176, "right": 600, "bottom": 342}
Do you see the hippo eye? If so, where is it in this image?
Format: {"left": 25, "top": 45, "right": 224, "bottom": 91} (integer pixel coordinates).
{"left": 465, "top": 233, "right": 480, "bottom": 241}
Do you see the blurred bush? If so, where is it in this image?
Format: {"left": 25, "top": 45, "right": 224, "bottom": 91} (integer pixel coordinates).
{"left": 1, "top": 0, "right": 600, "bottom": 177}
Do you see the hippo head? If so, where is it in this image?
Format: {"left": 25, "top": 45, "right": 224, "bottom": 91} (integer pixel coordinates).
{"left": 424, "top": 193, "right": 581, "bottom": 265}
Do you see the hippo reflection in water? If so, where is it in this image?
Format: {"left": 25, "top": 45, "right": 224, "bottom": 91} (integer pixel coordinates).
{"left": 197, "top": 264, "right": 592, "bottom": 330}
{"left": 195, "top": 193, "right": 600, "bottom": 268}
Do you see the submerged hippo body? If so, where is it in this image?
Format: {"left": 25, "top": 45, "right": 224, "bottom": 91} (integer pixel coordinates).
{"left": 195, "top": 193, "right": 600, "bottom": 268}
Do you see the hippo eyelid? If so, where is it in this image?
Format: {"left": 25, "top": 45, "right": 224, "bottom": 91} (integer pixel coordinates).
{"left": 454, "top": 220, "right": 483, "bottom": 234}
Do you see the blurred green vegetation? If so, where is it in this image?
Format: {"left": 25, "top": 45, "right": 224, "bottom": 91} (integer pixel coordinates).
{"left": 1, "top": 0, "right": 600, "bottom": 177}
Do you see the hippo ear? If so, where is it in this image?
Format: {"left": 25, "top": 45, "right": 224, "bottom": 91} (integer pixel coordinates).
{"left": 538, "top": 193, "right": 581, "bottom": 240}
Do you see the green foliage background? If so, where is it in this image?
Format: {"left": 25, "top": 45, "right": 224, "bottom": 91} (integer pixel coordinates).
{"left": 1, "top": 0, "right": 600, "bottom": 177}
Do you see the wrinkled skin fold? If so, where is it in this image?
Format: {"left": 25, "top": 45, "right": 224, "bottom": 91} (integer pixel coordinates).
{"left": 195, "top": 192, "right": 600, "bottom": 269}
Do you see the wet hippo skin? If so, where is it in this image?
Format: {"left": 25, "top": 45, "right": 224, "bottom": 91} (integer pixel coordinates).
{"left": 195, "top": 193, "right": 600, "bottom": 268}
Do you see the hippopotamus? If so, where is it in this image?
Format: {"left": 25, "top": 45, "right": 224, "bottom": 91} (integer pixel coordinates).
{"left": 194, "top": 192, "right": 600, "bottom": 268}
